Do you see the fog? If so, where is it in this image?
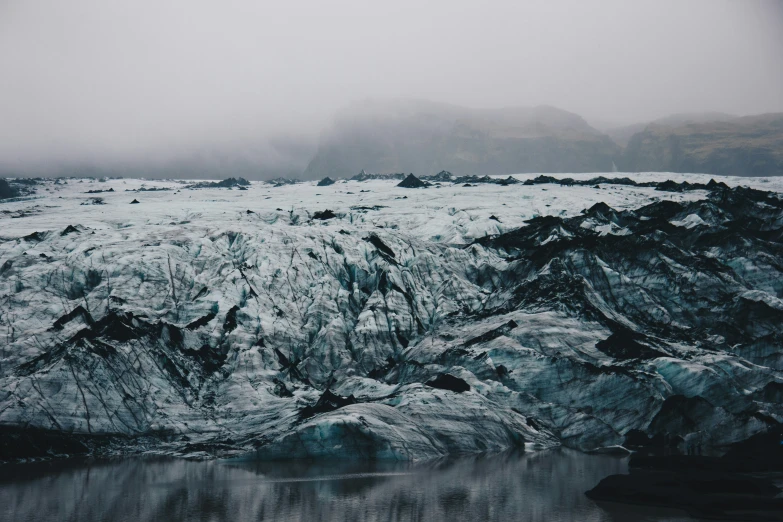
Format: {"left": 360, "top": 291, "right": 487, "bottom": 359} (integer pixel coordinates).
{"left": 1, "top": 0, "right": 781, "bottom": 179}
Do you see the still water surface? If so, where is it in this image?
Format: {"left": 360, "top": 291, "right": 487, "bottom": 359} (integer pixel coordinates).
{"left": 0, "top": 449, "right": 695, "bottom": 522}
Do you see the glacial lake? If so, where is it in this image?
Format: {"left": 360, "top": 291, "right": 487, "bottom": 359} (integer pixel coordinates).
{"left": 0, "top": 449, "right": 697, "bottom": 522}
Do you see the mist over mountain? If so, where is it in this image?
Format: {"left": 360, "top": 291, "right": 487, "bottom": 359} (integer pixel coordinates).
{"left": 3, "top": 102, "right": 782, "bottom": 181}
{"left": 602, "top": 112, "right": 737, "bottom": 148}
{"left": 620, "top": 113, "right": 783, "bottom": 177}
{"left": 301, "top": 101, "right": 783, "bottom": 179}
{"left": 303, "top": 99, "right": 621, "bottom": 179}
{"left": 1, "top": 0, "right": 781, "bottom": 182}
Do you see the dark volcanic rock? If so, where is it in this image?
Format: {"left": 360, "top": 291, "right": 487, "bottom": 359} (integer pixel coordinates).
{"left": 186, "top": 312, "right": 216, "bottom": 330}
{"left": 350, "top": 170, "right": 406, "bottom": 182}
{"left": 223, "top": 305, "right": 240, "bottom": 332}
{"left": 0, "top": 179, "right": 18, "bottom": 199}
{"left": 316, "top": 177, "right": 336, "bottom": 186}
{"left": 0, "top": 178, "right": 19, "bottom": 199}
{"left": 130, "top": 199, "right": 140, "bottom": 204}
{"left": 424, "top": 170, "right": 453, "bottom": 182}
{"left": 586, "top": 468, "right": 783, "bottom": 521}
{"left": 22, "top": 231, "right": 46, "bottom": 242}
{"left": 758, "top": 381, "right": 783, "bottom": 403}
{"left": 425, "top": 373, "right": 470, "bottom": 393}
{"left": 453, "top": 175, "right": 520, "bottom": 186}
{"left": 61, "top": 225, "right": 80, "bottom": 236}
{"left": 647, "top": 395, "right": 719, "bottom": 442}
{"left": 130, "top": 187, "right": 171, "bottom": 192}
{"left": 312, "top": 209, "right": 337, "bottom": 220}
{"left": 363, "top": 234, "right": 396, "bottom": 258}
{"left": 721, "top": 425, "right": 783, "bottom": 472}
{"left": 520, "top": 174, "right": 728, "bottom": 192}
{"left": 216, "top": 177, "right": 250, "bottom": 187}
{"left": 188, "top": 177, "right": 251, "bottom": 189}
{"left": 0, "top": 426, "right": 90, "bottom": 461}
{"left": 587, "top": 430, "right": 783, "bottom": 520}
{"left": 476, "top": 185, "right": 783, "bottom": 357}
{"left": 595, "top": 329, "right": 665, "bottom": 360}
{"left": 300, "top": 389, "right": 357, "bottom": 418}
{"left": 351, "top": 205, "right": 387, "bottom": 212}
{"left": 397, "top": 174, "right": 429, "bottom": 188}
{"left": 272, "top": 378, "right": 293, "bottom": 398}
{"left": 266, "top": 177, "right": 300, "bottom": 187}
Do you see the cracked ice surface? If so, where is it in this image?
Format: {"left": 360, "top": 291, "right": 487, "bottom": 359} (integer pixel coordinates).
{"left": 1, "top": 172, "right": 782, "bottom": 460}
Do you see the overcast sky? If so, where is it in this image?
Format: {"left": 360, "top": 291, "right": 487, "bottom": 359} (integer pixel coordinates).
{"left": 1, "top": 0, "right": 781, "bottom": 174}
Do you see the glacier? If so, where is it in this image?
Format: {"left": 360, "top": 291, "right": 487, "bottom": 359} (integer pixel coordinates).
{"left": 1, "top": 172, "right": 782, "bottom": 462}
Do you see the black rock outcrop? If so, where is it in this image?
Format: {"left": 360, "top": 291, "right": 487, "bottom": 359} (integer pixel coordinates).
{"left": 587, "top": 427, "right": 783, "bottom": 520}
{"left": 425, "top": 373, "right": 470, "bottom": 393}
{"left": 0, "top": 179, "right": 17, "bottom": 199}
{"left": 397, "top": 174, "right": 429, "bottom": 188}
{"left": 300, "top": 389, "right": 357, "bottom": 418}
{"left": 312, "top": 209, "right": 337, "bottom": 220}
{"left": 187, "top": 177, "right": 251, "bottom": 189}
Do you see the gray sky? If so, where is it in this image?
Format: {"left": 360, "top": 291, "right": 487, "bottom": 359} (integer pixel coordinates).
{"left": 1, "top": 0, "right": 782, "bottom": 174}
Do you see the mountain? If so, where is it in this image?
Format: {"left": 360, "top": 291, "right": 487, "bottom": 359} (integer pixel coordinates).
{"left": 303, "top": 99, "right": 621, "bottom": 178}
{"left": 620, "top": 113, "right": 783, "bottom": 176}
{"left": 602, "top": 112, "right": 736, "bottom": 148}
{"left": 1, "top": 173, "right": 782, "bottom": 462}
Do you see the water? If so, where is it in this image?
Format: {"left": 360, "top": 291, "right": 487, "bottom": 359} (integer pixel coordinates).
{"left": 0, "top": 449, "right": 694, "bottom": 522}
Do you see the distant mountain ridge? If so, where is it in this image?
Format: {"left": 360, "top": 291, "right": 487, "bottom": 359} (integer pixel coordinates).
{"left": 603, "top": 112, "right": 737, "bottom": 148}
{"left": 620, "top": 113, "right": 783, "bottom": 177}
{"left": 304, "top": 99, "right": 621, "bottom": 178}
{"left": 3, "top": 103, "right": 781, "bottom": 181}
{"left": 304, "top": 101, "right": 783, "bottom": 179}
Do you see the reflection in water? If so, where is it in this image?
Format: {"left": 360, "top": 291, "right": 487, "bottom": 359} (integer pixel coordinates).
{"left": 0, "top": 449, "right": 693, "bottom": 522}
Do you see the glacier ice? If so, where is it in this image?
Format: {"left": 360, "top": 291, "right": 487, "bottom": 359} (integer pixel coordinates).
{"left": 0, "top": 172, "right": 782, "bottom": 461}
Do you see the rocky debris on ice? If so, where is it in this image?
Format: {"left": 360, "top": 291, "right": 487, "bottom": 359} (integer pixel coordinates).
{"left": 423, "top": 171, "right": 453, "bottom": 182}
{"left": 312, "top": 209, "right": 337, "bottom": 220}
{"left": 351, "top": 170, "right": 406, "bottom": 182}
{"left": 187, "top": 177, "right": 250, "bottom": 189}
{"left": 266, "top": 177, "right": 301, "bottom": 187}
{"left": 452, "top": 175, "right": 520, "bottom": 186}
